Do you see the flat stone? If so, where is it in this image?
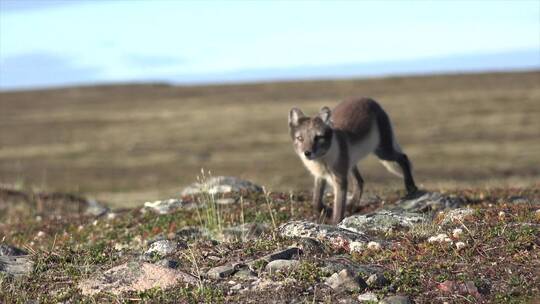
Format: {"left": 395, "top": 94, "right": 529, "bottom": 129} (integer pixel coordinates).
{"left": 0, "top": 244, "right": 33, "bottom": 277}
{"left": 246, "top": 247, "right": 302, "bottom": 271}
{"left": 182, "top": 176, "right": 262, "bottom": 196}
{"left": 233, "top": 265, "right": 258, "bottom": 280}
{"left": 391, "top": 191, "right": 465, "bottom": 213}
{"left": 261, "top": 247, "right": 302, "bottom": 262}
{"left": 366, "top": 272, "right": 389, "bottom": 288}
{"left": 144, "top": 240, "right": 185, "bottom": 258}
{"left": 339, "top": 210, "right": 427, "bottom": 233}
{"left": 207, "top": 264, "right": 237, "bottom": 280}
{"left": 0, "top": 256, "right": 34, "bottom": 277}
{"left": 325, "top": 269, "right": 367, "bottom": 293}
{"left": 296, "top": 237, "right": 326, "bottom": 256}
{"left": 78, "top": 261, "right": 197, "bottom": 295}
{"left": 265, "top": 259, "right": 300, "bottom": 273}
{"left": 216, "top": 198, "right": 236, "bottom": 205}
{"left": 143, "top": 198, "right": 196, "bottom": 215}
{"left": 380, "top": 295, "right": 412, "bottom": 304}
{"left": 322, "top": 255, "right": 384, "bottom": 278}
{"left": 279, "top": 221, "right": 371, "bottom": 250}
{"left": 0, "top": 244, "right": 27, "bottom": 256}
{"left": 357, "top": 292, "right": 378, "bottom": 302}
{"left": 155, "top": 259, "right": 180, "bottom": 269}
{"left": 84, "top": 199, "right": 109, "bottom": 217}
{"left": 505, "top": 196, "right": 533, "bottom": 204}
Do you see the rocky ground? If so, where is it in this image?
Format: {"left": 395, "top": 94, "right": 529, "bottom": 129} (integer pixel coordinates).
{"left": 1, "top": 177, "right": 539, "bottom": 303}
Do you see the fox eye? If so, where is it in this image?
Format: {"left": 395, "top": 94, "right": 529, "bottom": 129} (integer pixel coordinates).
{"left": 314, "top": 135, "right": 324, "bottom": 143}
{"left": 296, "top": 135, "right": 304, "bottom": 142}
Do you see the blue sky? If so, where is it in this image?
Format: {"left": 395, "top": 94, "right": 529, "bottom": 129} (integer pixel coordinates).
{"left": 0, "top": 0, "right": 539, "bottom": 90}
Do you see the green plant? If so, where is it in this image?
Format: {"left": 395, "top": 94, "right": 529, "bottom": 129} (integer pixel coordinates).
{"left": 194, "top": 169, "right": 223, "bottom": 237}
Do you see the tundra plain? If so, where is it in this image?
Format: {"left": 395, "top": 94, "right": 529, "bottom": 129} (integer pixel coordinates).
{"left": 1, "top": 71, "right": 539, "bottom": 208}
{"left": 1, "top": 71, "right": 539, "bottom": 303}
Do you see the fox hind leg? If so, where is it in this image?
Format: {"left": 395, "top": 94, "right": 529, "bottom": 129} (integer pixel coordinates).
{"left": 375, "top": 147, "right": 418, "bottom": 195}
{"left": 350, "top": 166, "right": 365, "bottom": 205}
{"left": 375, "top": 109, "right": 418, "bottom": 195}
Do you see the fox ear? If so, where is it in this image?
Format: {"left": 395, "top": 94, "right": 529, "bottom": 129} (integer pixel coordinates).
{"left": 289, "top": 108, "right": 305, "bottom": 127}
{"left": 319, "top": 106, "right": 332, "bottom": 125}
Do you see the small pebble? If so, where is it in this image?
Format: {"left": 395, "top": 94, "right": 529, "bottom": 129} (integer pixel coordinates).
{"left": 358, "top": 292, "right": 378, "bottom": 302}
{"left": 231, "top": 283, "right": 242, "bottom": 290}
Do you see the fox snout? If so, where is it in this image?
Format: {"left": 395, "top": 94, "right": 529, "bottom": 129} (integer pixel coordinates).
{"left": 300, "top": 142, "right": 326, "bottom": 160}
{"left": 303, "top": 149, "right": 317, "bottom": 160}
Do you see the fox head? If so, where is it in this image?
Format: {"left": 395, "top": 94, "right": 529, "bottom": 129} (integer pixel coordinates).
{"left": 288, "top": 107, "right": 333, "bottom": 160}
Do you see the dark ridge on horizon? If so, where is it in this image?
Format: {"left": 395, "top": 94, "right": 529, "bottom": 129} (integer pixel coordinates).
{"left": 1, "top": 49, "right": 538, "bottom": 92}
{"left": 1, "top": 69, "right": 539, "bottom": 94}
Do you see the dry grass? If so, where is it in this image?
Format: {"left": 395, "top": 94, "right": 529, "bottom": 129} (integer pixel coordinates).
{"left": 1, "top": 71, "right": 539, "bottom": 207}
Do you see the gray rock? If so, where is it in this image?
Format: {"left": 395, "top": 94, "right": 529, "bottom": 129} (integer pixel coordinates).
{"left": 84, "top": 199, "right": 109, "bottom": 217}
{"left": 339, "top": 210, "right": 427, "bottom": 233}
{"left": 391, "top": 191, "right": 465, "bottom": 213}
{"left": 246, "top": 247, "right": 302, "bottom": 271}
{"left": 231, "top": 283, "right": 242, "bottom": 291}
{"left": 207, "top": 264, "right": 237, "bottom": 280}
{"left": 265, "top": 259, "right": 300, "bottom": 273}
{"left": 0, "top": 244, "right": 33, "bottom": 277}
{"left": 220, "top": 223, "right": 270, "bottom": 242}
{"left": 357, "top": 292, "right": 378, "bottom": 302}
{"left": 216, "top": 198, "right": 237, "bottom": 205}
{"left": 0, "top": 256, "right": 34, "bottom": 277}
{"left": 279, "top": 221, "right": 371, "bottom": 249}
{"left": 296, "top": 237, "right": 326, "bottom": 256}
{"left": 366, "top": 272, "right": 389, "bottom": 288}
{"left": 325, "top": 269, "right": 367, "bottom": 293}
{"left": 0, "top": 244, "right": 27, "bottom": 256}
{"left": 261, "top": 247, "right": 302, "bottom": 262}
{"left": 143, "top": 198, "right": 196, "bottom": 215}
{"left": 181, "top": 176, "right": 263, "bottom": 196}
{"left": 233, "top": 265, "right": 258, "bottom": 280}
{"left": 322, "top": 256, "right": 384, "bottom": 278}
{"left": 78, "top": 261, "right": 197, "bottom": 295}
{"left": 144, "top": 240, "right": 185, "bottom": 258}
{"left": 505, "top": 196, "right": 538, "bottom": 205}
{"left": 155, "top": 259, "right": 180, "bottom": 269}
{"left": 380, "top": 295, "right": 412, "bottom": 304}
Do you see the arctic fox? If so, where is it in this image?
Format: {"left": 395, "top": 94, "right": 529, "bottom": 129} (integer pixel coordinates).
{"left": 288, "top": 97, "right": 418, "bottom": 224}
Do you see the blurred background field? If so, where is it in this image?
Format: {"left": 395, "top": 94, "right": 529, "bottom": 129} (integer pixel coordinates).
{"left": 1, "top": 71, "right": 539, "bottom": 208}
{"left": 1, "top": 1, "right": 539, "bottom": 208}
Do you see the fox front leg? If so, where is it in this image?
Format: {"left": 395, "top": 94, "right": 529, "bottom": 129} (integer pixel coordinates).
{"left": 331, "top": 174, "right": 348, "bottom": 224}
{"left": 313, "top": 177, "right": 327, "bottom": 212}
